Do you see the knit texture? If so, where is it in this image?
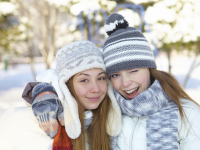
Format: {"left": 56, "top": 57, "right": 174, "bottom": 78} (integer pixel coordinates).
{"left": 109, "top": 136, "right": 117, "bottom": 150}
{"left": 114, "top": 80, "right": 178, "bottom": 150}
{"left": 103, "top": 13, "right": 156, "bottom": 78}
{"left": 52, "top": 110, "right": 93, "bottom": 150}
{"left": 104, "top": 12, "right": 129, "bottom": 36}
{"left": 53, "top": 125, "right": 73, "bottom": 150}
{"left": 32, "top": 82, "right": 57, "bottom": 104}
{"left": 56, "top": 41, "right": 105, "bottom": 80}
{"left": 32, "top": 83, "right": 64, "bottom": 138}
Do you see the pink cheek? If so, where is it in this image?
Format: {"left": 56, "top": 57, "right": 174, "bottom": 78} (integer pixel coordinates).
{"left": 79, "top": 90, "right": 87, "bottom": 97}
{"left": 74, "top": 87, "right": 86, "bottom": 98}
{"left": 112, "top": 82, "right": 119, "bottom": 90}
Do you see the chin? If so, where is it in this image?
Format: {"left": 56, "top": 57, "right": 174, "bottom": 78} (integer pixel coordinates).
{"left": 86, "top": 104, "right": 100, "bottom": 110}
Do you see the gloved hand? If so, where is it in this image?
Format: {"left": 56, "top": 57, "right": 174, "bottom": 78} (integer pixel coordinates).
{"left": 32, "top": 82, "right": 65, "bottom": 138}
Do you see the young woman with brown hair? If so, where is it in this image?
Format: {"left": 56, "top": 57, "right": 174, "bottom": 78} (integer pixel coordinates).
{"left": 63, "top": 69, "right": 114, "bottom": 150}
{"left": 0, "top": 40, "right": 121, "bottom": 150}
{"left": 103, "top": 13, "right": 200, "bottom": 150}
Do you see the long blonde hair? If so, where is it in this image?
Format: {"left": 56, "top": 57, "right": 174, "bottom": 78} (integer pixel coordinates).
{"left": 149, "top": 68, "right": 200, "bottom": 122}
{"left": 66, "top": 76, "right": 111, "bottom": 150}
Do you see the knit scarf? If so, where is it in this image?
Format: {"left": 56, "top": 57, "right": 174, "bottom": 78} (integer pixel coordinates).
{"left": 114, "top": 80, "right": 179, "bottom": 150}
{"left": 53, "top": 111, "right": 93, "bottom": 150}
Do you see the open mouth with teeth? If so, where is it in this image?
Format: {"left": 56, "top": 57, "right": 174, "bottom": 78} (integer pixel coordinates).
{"left": 124, "top": 86, "right": 140, "bottom": 99}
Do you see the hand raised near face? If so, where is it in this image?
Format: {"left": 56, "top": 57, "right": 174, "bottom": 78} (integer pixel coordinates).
{"left": 32, "top": 83, "right": 65, "bottom": 139}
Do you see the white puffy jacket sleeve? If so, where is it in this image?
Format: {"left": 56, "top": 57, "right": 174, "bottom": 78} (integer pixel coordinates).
{"left": 179, "top": 99, "right": 200, "bottom": 150}
{"left": 0, "top": 107, "right": 53, "bottom": 150}
{"left": 0, "top": 108, "right": 16, "bottom": 150}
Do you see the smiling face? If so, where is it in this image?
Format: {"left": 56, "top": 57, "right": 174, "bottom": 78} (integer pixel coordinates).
{"left": 73, "top": 68, "right": 107, "bottom": 110}
{"left": 110, "top": 68, "right": 151, "bottom": 100}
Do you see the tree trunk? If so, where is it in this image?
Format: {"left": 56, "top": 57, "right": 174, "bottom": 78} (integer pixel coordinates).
{"left": 46, "top": 60, "right": 51, "bottom": 69}
{"left": 29, "top": 57, "right": 36, "bottom": 81}
{"left": 44, "top": 56, "right": 50, "bottom": 69}
{"left": 182, "top": 55, "right": 200, "bottom": 88}
{"left": 22, "top": 1, "right": 37, "bottom": 81}
{"left": 19, "top": 0, "right": 59, "bottom": 71}
{"left": 27, "top": 44, "right": 37, "bottom": 81}
{"left": 0, "top": 52, "right": 2, "bottom": 62}
{"left": 167, "top": 51, "right": 172, "bottom": 74}
{"left": 47, "top": 7, "right": 58, "bottom": 69}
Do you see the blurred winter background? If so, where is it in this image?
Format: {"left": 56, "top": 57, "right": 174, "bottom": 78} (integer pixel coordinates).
{"left": 0, "top": 0, "right": 200, "bottom": 117}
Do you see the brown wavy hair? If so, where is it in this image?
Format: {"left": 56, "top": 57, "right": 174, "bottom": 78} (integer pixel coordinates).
{"left": 149, "top": 68, "right": 200, "bottom": 123}
{"left": 66, "top": 77, "right": 111, "bottom": 150}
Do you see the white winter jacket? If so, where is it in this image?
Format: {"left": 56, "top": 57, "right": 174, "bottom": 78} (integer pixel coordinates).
{"left": 116, "top": 99, "right": 200, "bottom": 150}
{"left": 0, "top": 107, "right": 53, "bottom": 150}
{"left": 0, "top": 69, "right": 92, "bottom": 150}
{"left": 0, "top": 69, "right": 62, "bottom": 150}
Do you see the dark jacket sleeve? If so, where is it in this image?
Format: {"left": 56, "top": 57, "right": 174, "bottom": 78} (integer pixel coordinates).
{"left": 22, "top": 82, "right": 41, "bottom": 104}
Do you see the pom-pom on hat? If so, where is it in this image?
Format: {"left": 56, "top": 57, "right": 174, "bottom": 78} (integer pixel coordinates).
{"left": 56, "top": 40, "right": 121, "bottom": 139}
{"left": 103, "top": 13, "right": 156, "bottom": 78}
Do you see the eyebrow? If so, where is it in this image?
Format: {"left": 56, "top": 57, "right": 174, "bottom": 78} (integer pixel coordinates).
{"left": 98, "top": 72, "right": 106, "bottom": 75}
{"left": 78, "top": 71, "right": 105, "bottom": 77}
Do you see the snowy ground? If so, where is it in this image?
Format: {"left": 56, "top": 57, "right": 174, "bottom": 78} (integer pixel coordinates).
{"left": 0, "top": 52, "right": 200, "bottom": 118}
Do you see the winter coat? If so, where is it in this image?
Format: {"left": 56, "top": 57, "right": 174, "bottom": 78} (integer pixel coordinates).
{"left": 0, "top": 107, "right": 53, "bottom": 150}
{"left": 116, "top": 99, "right": 200, "bottom": 150}
{"left": 0, "top": 106, "right": 93, "bottom": 150}
{"left": 0, "top": 69, "right": 92, "bottom": 150}
{"left": 0, "top": 69, "right": 59, "bottom": 150}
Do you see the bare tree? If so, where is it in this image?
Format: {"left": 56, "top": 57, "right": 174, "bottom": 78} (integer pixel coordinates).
{"left": 32, "top": 0, "right": 58, "bottom": 69}
{"left": 18, "top": 0, "right": 62, "bottom": 70}
{"left": 182, "top": 55, "right": 200, "bottom": 88}
{"left": 181, "top": 39, "right": 200, "bottom": 88}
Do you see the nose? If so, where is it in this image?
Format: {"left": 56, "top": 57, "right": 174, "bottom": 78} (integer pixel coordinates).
{"left": 121, "top": 75, "right": 131, "bottom": 87}
{"left": 90, "top": 81, "right": 100, "bottom": 93}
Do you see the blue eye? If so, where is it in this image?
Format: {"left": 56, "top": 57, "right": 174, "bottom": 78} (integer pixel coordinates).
{"left": 81, "top": 79, "right": 88, "bottom": 82}
{"left": 99, "top": 77, "right": 105, "bottom": 80}
{"left": 111, "top": 74, "right": 119, "bottom": 78}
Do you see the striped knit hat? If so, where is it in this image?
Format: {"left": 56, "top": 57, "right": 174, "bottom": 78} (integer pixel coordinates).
{"left": 103, "top": 13, "right": 156, "bottom": 78}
